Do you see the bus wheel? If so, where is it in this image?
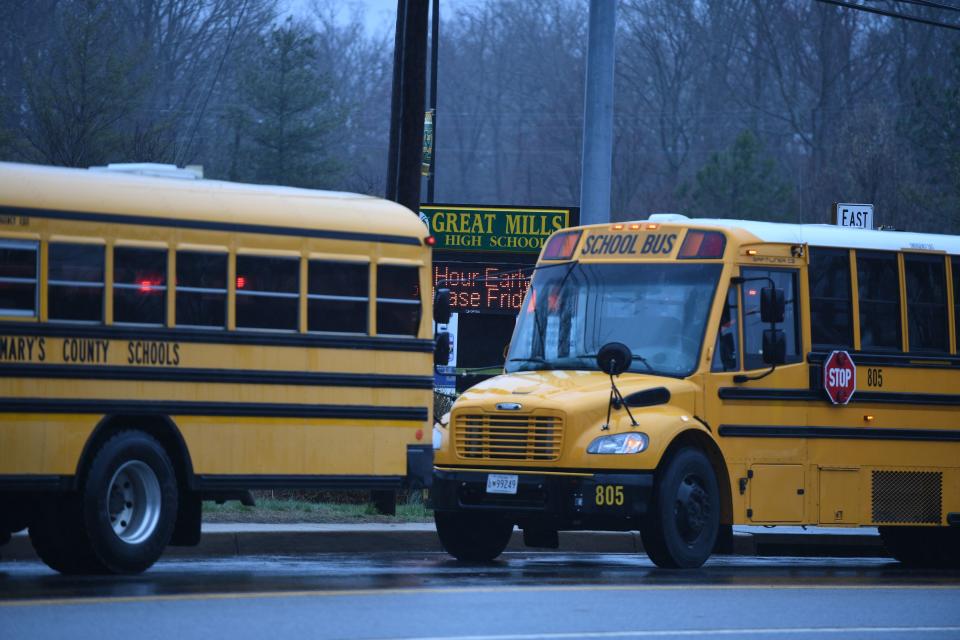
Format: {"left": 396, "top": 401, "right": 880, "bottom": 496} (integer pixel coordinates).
{"left": 81, "top": 431, "right": 178, "bottom": 574}
{"left": 29, "top": 495, "right": 104, "bottom": 574}
{"left": 880, "top": 526, "right": 960, "bottom": 568}
{"left": 435, "top": 511, "right": 513, "bottom": 562}
{"left": 641, "top": 447, "right": 720, "bottom": 569}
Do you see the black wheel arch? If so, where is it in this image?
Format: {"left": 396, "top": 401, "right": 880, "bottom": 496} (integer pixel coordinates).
{"left": 74, "top": 414, "right": 195, "bottom": 492}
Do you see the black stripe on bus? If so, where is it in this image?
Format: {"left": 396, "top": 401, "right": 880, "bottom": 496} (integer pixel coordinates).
{"left": 195, "top": 475, "right": 406, "bottom": 491}
{"left": 0, "top": 398, "right": 428, "bottom": 421}
{"left": 718, "top": 387, "right": 960, "bottom": 406}
{"left": 0, "top": 364, "right": 434, "bottom": 389}
{"left": 0, "top": 322, "right": 435, "bottom": 353}
{"left": 0, "top": 475, "right": 71, "bottom": 492}
{"left": 807, "top": 351, "right": 960, "bottom": 369}
{"left": 717, "top": 425, "right": 960, "bottom": 442}
{"left": 1, "top": 205, "right": 424, "bottom": 246}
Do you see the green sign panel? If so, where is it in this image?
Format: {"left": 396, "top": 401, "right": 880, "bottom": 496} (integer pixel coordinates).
{"left": 419, "top": 205, "right": 576, "bottom": 253}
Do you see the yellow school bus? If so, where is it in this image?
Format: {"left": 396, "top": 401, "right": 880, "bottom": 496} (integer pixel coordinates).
{"left": 431, "top": 214, "right": 960, "bottom": 568}
{"left": 0, "top": 162, "right": 435, "bottom": 574}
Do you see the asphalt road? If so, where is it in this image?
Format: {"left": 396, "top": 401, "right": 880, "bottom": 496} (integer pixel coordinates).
{"left": 2, "top": 553, "right": 959, "bottom": 640}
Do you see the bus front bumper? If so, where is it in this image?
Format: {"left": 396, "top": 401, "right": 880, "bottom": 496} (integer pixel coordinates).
{"left": 430, "top": 467, "right": 654, "bottom": 529}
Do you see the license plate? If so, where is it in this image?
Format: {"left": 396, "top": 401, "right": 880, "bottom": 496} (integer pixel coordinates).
{"left": 486, "top": 474, "right": 518, "bottom": 495}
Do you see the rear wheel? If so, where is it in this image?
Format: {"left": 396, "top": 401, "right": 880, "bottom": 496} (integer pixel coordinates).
{"left": 435, "top": 511, "right": 513, "bottom": 562}
{"left": 880, "top": 526, "right": 960, "bottom": 568}
{"left": 82, "top": 430, "right": 178, "bottom": 574}
{"left": 641, "top": 447, "right": 720, "bottom": 569}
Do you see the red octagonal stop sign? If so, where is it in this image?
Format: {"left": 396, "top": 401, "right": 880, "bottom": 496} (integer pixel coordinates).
{"left": 823, "top": 350, "right": 856, "bottom": 405}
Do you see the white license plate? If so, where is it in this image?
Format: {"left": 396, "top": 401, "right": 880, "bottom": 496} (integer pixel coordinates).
{"left": 486, "top": 474, "right": 519, "bottom": 495}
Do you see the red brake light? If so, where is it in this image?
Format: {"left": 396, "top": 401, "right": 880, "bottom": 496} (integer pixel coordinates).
{"left": 236, "top": 276, "right": 246, "bottom": 289}
{"left": 678, "top": 230, "right": 726, "bottom": 259}
{"left": 542, "top": 230, "right": 582, "bottom": 260}
{"left": 425, "top": 235, "right": 436, "bottom": 246}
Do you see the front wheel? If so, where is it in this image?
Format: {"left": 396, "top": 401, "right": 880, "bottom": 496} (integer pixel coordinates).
{"left": 641, "top": 447, "right": 720, "bottom": 568}
{"left": 81, "top": 430, "right": 179, "bottom": 574}
{"left": 435, "top": 511, "right": 513, "bottom": 562}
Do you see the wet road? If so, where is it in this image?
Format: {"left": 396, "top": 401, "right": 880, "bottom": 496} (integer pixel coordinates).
{"left": 2, "top": 553, "right": 959, "bottom": 639}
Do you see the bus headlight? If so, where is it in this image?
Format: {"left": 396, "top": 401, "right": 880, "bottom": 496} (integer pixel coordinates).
{"left": 586, "top": 432, "right": 649, "bottom": 454}
{"left": 432, "top": 425, "right": 444, "bottom": 450}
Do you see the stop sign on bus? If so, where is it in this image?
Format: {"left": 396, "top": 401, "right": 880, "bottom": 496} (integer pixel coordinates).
{"left": 824, "top": 350, "right": 856, "bottom": 405}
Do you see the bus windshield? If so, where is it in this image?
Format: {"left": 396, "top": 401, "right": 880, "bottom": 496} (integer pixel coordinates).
{"left": 506, "top": 262, "right": 722, "bottom": 376}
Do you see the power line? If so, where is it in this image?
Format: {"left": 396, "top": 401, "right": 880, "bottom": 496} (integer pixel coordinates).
{"left": 870, "top": 0, "right": 960, "bottom": 14}
{"left": 816, "top": 0, "right": 960, "bottom": 29}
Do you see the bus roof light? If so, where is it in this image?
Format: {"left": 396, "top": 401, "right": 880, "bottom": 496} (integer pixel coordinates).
{"left": 678, "top": 230, "right": 726, "bottom": 259}
{"left": 542, "top": 230, "right": 582, "bottom": 260}
{"left": 612, "top": 224, "right": 624, "bottom": 230}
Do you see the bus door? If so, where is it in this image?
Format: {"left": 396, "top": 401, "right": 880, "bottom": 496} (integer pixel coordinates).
{"left": 702, "top": 263, "right": 812, "bottom": 525}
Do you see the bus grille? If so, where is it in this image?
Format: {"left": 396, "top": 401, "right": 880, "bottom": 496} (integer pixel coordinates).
{"left": 871, "top": 470, "right": 942, "bottom": 524}
{"left": 454, "top": 412, "right": 563, "bottom": 461}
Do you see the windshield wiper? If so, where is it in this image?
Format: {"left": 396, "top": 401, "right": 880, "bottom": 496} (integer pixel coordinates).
{"left": 508, "top": 356, "right": 547, "bottom": 364}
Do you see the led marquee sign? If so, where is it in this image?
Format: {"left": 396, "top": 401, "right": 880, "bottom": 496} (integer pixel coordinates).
{"left": 433, "top": 261, "right": 530, "bottom": 314}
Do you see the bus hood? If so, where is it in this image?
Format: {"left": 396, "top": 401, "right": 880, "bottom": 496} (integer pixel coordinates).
{"left": 455, "top": 370, "right": 698, "bottom": 416}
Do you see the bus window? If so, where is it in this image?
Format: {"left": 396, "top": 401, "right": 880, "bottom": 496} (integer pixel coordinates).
{"left": 176, "top": 251, "right": 227, "bottom": 328}
{"left": 308, "top": 260, "right": 368, "bottom": 334}
{"left": 114, "top": 247, "right": 166, "bottom": 325}
{"left": 904, "top": 254, "right": 948, "bottom": 353}
{"left": 0, "top": 240, "right": 38, "bottom": 317}
{"left": 741, "top": 268, "right": 800, "bottom": 369}
{"left": 49, "top": 243, "right": 104, "bottom": 322}
{"left": 808, "top": 247, "right": 853, "bottom": 348}
{"left": 953, "top": 256, "right": 960, "bottom": 351}
{"left": 377, "top": 265, "right": 421, "bottom": 336}
{"left": 857, "top": 251, "right": 902, "bottom": 351}
{"left": 711, "top": 286, "right": 739, "bottom": 372}
{"left": 235, "top": 255, "right": 299, "bottom": 331}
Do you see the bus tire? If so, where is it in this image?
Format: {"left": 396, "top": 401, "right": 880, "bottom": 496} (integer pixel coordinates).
{"left": 81, "top": 430, "right": 178, "bottom": 574}
{"left": 641, "top": 447, "right": 719, "bottom": 569}
{"left": 435, "top": 511, "right": 513, "bottom": 562}
{"left": 29, "top": 495, "right": 104, "bottom": 574}
{"left": 879, "top": 526, "right": 960, "bottom": 568}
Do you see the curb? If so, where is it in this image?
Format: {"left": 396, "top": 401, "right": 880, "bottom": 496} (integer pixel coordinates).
{"left": 1, "top": 524, "right": 888, "bottom": 562}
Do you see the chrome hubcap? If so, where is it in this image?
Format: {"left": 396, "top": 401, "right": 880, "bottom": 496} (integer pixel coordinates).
{"left": 107, "top": 461, "right": 161, "bottom": 544}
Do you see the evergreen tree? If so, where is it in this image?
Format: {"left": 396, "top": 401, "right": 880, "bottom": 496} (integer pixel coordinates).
{"left": 240, "top": 18, "right": 343, "bottom": 188}
{"left": 683, "top": 130, "right": 794, "bottom": 221}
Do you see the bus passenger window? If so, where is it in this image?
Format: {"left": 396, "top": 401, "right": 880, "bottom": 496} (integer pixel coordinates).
{"left": 741, "top": 268, "right": 800, "bottom": 370}
{"left": 308, "top": 261, "right": 368, "bottom": 334}
{"left": 114, "top": 247, "right": 166, "bottom": 325}
{"left": 711, "top": 287, "right": 739, "bottom": 372}
{"left": 953, "top": 257, "right": 960, "bottom": 352}
{"left": 235, "top": 255, "right": 299, "bottom": 331}
{"left": 377, "top": 265, "right": 421, "bottom": 336}
{"left": 856, "top": 251, "right": 901, "bottom": 351}
{"left": 49, "top": 243, "right": 104, "bottom": 322}
{"left": 904, "top": 254, "right": 948, "bottom": 353}
{"left": 176, "top": 251, "right": 227, "bottom": 328}
{"left": 808, "top": 247, "right": 853, "bottom": 348}
{"left": 0, "top": 240, "right": 38, "bottom": 317}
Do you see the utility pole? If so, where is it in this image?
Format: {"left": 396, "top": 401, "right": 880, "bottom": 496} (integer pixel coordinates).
{"left": 386, "top": 0, "right": 429, "bottom": 214}
{"left": 579, "top": 0, "right": 616, "bottom": 225}
{"left": 426, "top": 0, "right": 439, "bottom": 203}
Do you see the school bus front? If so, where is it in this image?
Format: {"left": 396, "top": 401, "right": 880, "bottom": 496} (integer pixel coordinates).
{"left": 432, "top": 222, "right": 736, "bottom": 568}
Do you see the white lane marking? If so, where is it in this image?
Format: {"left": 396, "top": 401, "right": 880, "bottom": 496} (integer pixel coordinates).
{"left": 375, "top": 628, "right": 960, "bottom": 640}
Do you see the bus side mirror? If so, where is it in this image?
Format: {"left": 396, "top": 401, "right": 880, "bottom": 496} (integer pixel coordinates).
{"left": 760, "top": 287, "right": 784, "bottom": 324}
{"left": 596, "top": 342, "right": 632, "bottom": 376}
{"left": 434, "top": 331, "right": 451, "bottom": 366}
{"left": 434, "top": 287, "right": 451, "bottom": 324}
{"left": 762, "top": 329, "right": 786, "bottom": 365}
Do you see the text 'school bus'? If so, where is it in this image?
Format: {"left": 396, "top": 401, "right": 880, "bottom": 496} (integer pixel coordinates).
{"left": 431, "top": 214, "right": 960, "bottom": 568}
{"left": 0, "top": 162, "right": 436, "bottom": 574}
